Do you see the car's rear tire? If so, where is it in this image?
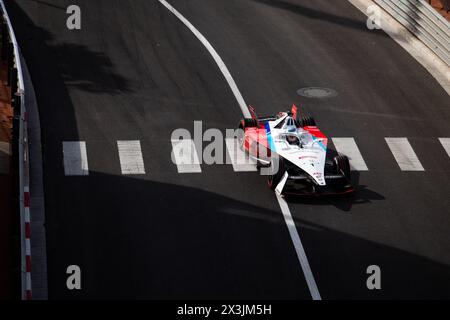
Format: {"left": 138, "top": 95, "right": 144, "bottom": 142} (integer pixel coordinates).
{"left": 267, "top": 157, "right": 286, "bottom": 190}
{"left": 243, "top": 118, "right": 258, "bottom": 128}
{"left": 334, "top": 155, "right": 351, "bottom": 180}
{"left": 300, "top": 115, "right": 316, "bottom": 127}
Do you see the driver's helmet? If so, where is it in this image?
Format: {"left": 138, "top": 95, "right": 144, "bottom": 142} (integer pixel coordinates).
{"left": 286, "top": 134, "right": 300, "bottom": 145}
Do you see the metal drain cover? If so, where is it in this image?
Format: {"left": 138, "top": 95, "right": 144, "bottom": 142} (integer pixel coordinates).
{"left": 297, "top": 87, "right": 338, "bottom": 98}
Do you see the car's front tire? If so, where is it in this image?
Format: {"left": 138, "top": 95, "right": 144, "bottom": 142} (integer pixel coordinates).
{"left": 334, "top": 155, "right": 351, "bottom": 180}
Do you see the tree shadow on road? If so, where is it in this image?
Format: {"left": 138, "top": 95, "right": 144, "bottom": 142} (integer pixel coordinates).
{"left": 6, "top": 0, "right": 133, "bottom": 96}
{"left": 44, "top": 172, "right": 450, "bottom": 300}
{"left": 252, "top": 0, "right": 387, "bottom": 36}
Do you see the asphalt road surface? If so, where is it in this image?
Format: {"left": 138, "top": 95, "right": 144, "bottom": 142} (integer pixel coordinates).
{"left": 6, "top": 0, "right": 450, "bottom": 299}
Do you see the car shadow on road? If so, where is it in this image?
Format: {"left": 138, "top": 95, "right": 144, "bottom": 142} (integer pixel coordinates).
{"left": 285, "top": 170, "right": 385, "bottom": 212}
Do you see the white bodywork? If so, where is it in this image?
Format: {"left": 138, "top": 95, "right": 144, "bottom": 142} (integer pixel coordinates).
{"left": 266, "top": 114, "right": 327, "bottom": 186}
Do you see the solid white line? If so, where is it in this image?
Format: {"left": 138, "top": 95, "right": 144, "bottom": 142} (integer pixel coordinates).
{"left": 160, "top": 0, "right": 320, "bottom": 300}
{"left": 171, "top": 139, "right": 202, "bottom": 173}
{"left": 332, "top": 138, "right": 369, "bottom": 171}
{"left": 63, "top": 141, "right": 89, "bottom": 176}
{"left": 276, "top": 194, "right": 321, "bottom": 300}
{"left": 225, "top": 138, "right": 257, "bottom": 172}
{"left": 439, "top": 138, "right": 450, "bottom": 158}
{"left": 117, "top": 140, "right": 146, "bottom": 175}
{"left": 385, "top": 138, "right": 425, "bottom": 171}
{"left": 275, "top": 171, "right": 289, "bottom": 195}
{"left": 157, "top": 0, "right": 251, "bottom": 118}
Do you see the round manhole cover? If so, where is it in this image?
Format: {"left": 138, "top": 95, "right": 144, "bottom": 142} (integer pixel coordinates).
{"left": 297, "top": 87, "right": 338, "bottom": 98}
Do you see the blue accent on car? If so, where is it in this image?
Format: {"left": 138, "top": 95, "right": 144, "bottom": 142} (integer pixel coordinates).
{"left": 265, "top": 122, "right": 276, "bottom": 152}
{"left": 313, "top": 136, "right": 327, "bottom": 151}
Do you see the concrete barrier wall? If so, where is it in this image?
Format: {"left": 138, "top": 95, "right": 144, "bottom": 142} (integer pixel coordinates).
{"left": 375, "top": 0, "right": 450, "bottom": 66}
{"left": 0, "top": 0, "right": 31, "bottom": 300}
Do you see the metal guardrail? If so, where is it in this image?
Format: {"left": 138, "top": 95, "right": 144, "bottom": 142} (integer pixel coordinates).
{"left": 0, "top": 0, "right": 31, "bottom": 300}
{"left": 375, "top": 0, "right": 450, "bottom": 66}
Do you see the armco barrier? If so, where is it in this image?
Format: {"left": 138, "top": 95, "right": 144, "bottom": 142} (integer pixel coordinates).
{"left": 0, "top": 0, "right": 31, "bottom": 300}
{"left": 375, "top": 0, "right": 450, "bottom": 67}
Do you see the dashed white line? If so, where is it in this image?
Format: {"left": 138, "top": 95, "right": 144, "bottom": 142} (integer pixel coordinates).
{"left": 276, "top": 193, "right": 321, "bottom": 300}
{"left": 385, "top": 138, "right": 425, "bottom": 171}
{"left": 225, "top": 138, "right": 257, "bottom": 172}
{"left": 439, "top": 138, "right": 450, "bottom": 159}
{"left": 117, "top": 140, "right": 146, "bottom": 175}
{"left": 171, "top": 139, "right": 202, "bottom": 173}
{"left": 63, "top": 141, "right": 89, "bottom": 176}
{"left": 332, "top": 138, "right": 369, "bottom": 171}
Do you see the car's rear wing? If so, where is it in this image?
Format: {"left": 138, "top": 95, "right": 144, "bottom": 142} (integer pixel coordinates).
{"left": 248, "top": 105, "right": 259, "bottom": 122}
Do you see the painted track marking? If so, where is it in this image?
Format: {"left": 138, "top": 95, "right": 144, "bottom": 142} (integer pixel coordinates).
{"left": 159, "top": 0, "right": 320, "bottom": 300}
{"left": 171, "top": 139, "right": 202, "bottom": 173}
{"left": 332, "top": 138, "right": 369, "bottom": 171}
{"left": 385, "top": 138, "right": 425, "bottom": 171}
{"left": 63, "top": 141, "right": 89, "bottom": 176}
{"left": 276, "top": 194, "right": 321, "bottom": 300}
{"left": 225, "top": 138, "right": 257, "bottom": 172}
{"left": 117, "top": 140, "right": 146, "bottom": 175}
{"left": 439, "top": 138, "right": 450, "bottom": 158}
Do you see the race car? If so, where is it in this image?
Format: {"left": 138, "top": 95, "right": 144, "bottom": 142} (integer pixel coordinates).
{"left": 237, "top": 105, "right": 355, "bottom": 196}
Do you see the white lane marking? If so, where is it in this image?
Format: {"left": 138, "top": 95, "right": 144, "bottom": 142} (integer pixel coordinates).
{"left": 276, "top": 194, "right": 321, "bottom": 300}
{"left": 439, "top": 138, "right": 450, "bottom": 158}
{"left": 385, "top": 138, "right": 425, "bottom": 171}
{"left": 63, "top": 141, "right": 89, "bottom": 176}
{"left": 0, "top": 141, "right": 10, "bottom": 174}
{"left": 225, "top": 138, "right": 257, "bottom": 172}
{"left": 157, "top": 0, "right": 251, "bottom": 119}
{"left": 117, "top": 140, "right": 146, "bottom": 175}
{"left": 332, "top": 138, "right": 369, "bottom": 171}
{"left": 171, "top": 139, "right": 202, "bottom": 173}
{"left": 161, "top": 0, "right": 320, "bottom": 299}
{"left": 275, "top": 171, "right": 289, "bottom": 195}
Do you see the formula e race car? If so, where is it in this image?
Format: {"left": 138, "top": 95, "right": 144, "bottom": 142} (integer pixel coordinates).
{"left": 237, "top": 105, "right": 354, "bottom": 196}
